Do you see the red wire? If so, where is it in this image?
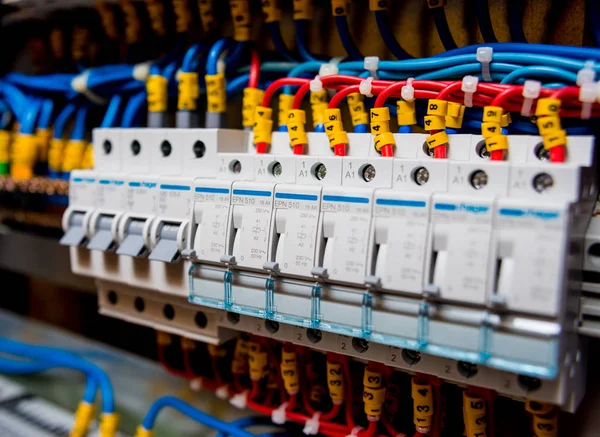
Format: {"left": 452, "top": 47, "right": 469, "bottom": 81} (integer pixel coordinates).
{"left": 262, "top": 78, "right": 311, "bottom": 107}
{"left": 435, "top": 82, "right": 463, "bottom": 101}
{"left": 490, "top": 87, "right": 523, "bottom": 107}
{"left": 341, "top": 356, "right": 356, "bottom": 428}
{"left": 248, "top": 48, "right": 260, "bottom": 89}
{"left": 550, "top": 146, "right": 566, "bottom": 163}
{"left": 490, "top": 150, "right": 504, "bottom": 161}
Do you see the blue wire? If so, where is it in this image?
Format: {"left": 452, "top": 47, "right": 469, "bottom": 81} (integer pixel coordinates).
{"left": 508, "top": 1, "right": 527, "bottom": 43}
{"left": 38, "top": 99, "right": 54, "bottom": 130}
{"left": 101, "top": 95, "right": 123, "bottom": 128}
{"left": 435, "top": 43, "right": 600, "bottom": 61}
{"left": 374, "top": 10, "right": 413, "bottom": 59}
{"left": 121, "top": 91, "right": 147, "bottom": 128}
{"left": 414, "top": 62, "right": 520, "bottom": 80}
{"left": 0, "top": 338, "right": 114, "bottom": 413}
{"left": 431, "top": 6, "right": 458, "bottom": 51}
{"left": 354, "top": 123, "right": 368, "bottom": 133}
{"left": 475, "top": 0, "right": 498, "bottom": 43}
{"left": 19, "top": 98, "right": 41, "bottom": 135}
{"left": 283, "top": 61, "right": 325, "bottom": 94}
{"left": 0, "top": 357, "right": 98, "bottom": 404}
{"left": 216, "top": 416, "right": 278, "bottom": 437}
{"left": 335, "top": 16, "right": 362, "bottom": 60}
{"left": 53, "top": 103, "right": 78, "bottom": 139}
{"left": 207, "top": 39, "right": 231, "bottom": 76}
{"left": 500, "top": 66, "right": 578, "bottom": 84}
{"left": 295, "top": 20, "right": 319, "bottom": 62}
{"left": 227, "top": 74, "right": 250, "bottom": 95}
{"left": 182, "top": 44, "right": 205, "bottom": 72}
{"left": 226, "top": 42, "right": 247, "bottom": 73}
{"left": 268, "top": 22, "right": 297, "bottom": 62}
{"left": 141, "top": 396, "right": 256, "bottom": 435}
{"left": 71, "top": 106, "right": 89, "bottom": 141}
{"left": 398, "top": 125, "right": 412, "bottom": 134}
{"left": 0, "top": 81, "right": 28, "bottom": 124}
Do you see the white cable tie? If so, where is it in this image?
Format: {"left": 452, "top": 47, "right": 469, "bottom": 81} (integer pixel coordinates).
{"left": 71, "top": 70, "right": 107, "bottom": 105}
{"left": 303, "top": 412, "right": 321, "bottom": 435}
{"left": 461, "top": 75, "right": 478, "bottom": 108}
{"left": 189, "top": 378, "right": 203, "bottom": 392}
{"left": 319, "top": 63, "right": 339, "bottom": 77}
{"left": 401, "top": 77, "right": 415, "bottom": 102}
{"left": 476, "top": 47, "right": 493, "bottom": 82}
{"left": 229, "top": 391, "right": 248, "bottom": 409}
{"left": 577, "top": 60, "right": 596, "bottom": 86}
{"left": 579, "top": 81, "right": 596, "bottom": 120}
{"left": 329, "top": 56, "right": 345, "bottom": 66}
{"left": 310, "top": 75, "right": 324, "bottom": 93}
{"left": 215, "top": 385, "right": 230, "bottom": 400}
{"left": 345, "top": 426, "right": 364, "bottom": 437}
{"left": 133, "top": 61, "right": 152, "bottom": 81}
{"left": 359, "top": 77, "right": 374, "bottom": 98}
{"left": 521, "top": 80, "right": 542, "bottom": 117}
{"left": 364, "top": 56, "right": 379, "bottom": 79}
{"left": 271, "top": 402, "right": 288, "bottom": 425}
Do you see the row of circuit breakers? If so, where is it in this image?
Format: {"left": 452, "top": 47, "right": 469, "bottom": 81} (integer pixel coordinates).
{"left": 62, "top": 128, "right": 595, "bottom": 411}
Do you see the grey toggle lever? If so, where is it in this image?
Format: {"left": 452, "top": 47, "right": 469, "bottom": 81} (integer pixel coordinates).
{"left": 116, "top": 219, "right": 148, "bottom": 258}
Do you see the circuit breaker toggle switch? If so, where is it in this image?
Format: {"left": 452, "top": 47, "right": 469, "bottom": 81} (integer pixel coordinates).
{"left": 117, "top": 219, "right": 148, "bottom": 258}
{"left": 149, "top": 223, "right": 183, "bottom": 263}
{"left": 60, "top": 212, "right": 88, "bottom": 247}
{"left": 427, "top": 195, "right": 494, "bottom": 305}
{"left": 87, "top": 215, "right": 117, "bottom": 251}
{"left": 316, "top": 187, "right": 374, "bottom": 285}
{"left": 192, "top": 181, "right": 232, "bottom": 264}
{"left": 229, "top": 183, "right": 275, "bottom": 271}
{"left": 370, "top": 190, "right": 431, "bottom": 294}
{"left": 271, "top": 185, "right": 322, "bottom": 278}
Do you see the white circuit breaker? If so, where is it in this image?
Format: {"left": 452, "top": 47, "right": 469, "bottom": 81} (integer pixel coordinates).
{"left": 66, "top": 128, "right": 596, "bottom": 410}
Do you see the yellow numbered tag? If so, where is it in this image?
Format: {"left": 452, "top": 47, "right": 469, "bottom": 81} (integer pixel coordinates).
{"left": 535, "top": 98, "right": 561, "bottom": 117}
{"left": 293, "top": 0, "right": 313, "bottom": 20}
{"left": 427, "top": 99, "right": 448, "bottom": 116}
{"left": 536, "top": 116, "right": 562, "bottom": 136}
{"left": 373, "top": 132, "right": 395, "bottom": 152}
{"left": 198, "top": 0, "right": 216, "bottom": 32}
{"left": 525, "top": 400, "right": 554, "bottom": 416}
{"left": 205, "top": 73, "right": 227, "bottom": 113}
{"left": 229, "top": 0, "right": 251, "bottom": 41}
{"left": 485, "top": 135, "right": 509, "bottom": 152}
{"left": 278, "top": 94, "right": 294, "bottom": 126}
{"left": 532, "top": 414, "right": 557, "bottom": 437}
{"left": 326, "top": 362, "right": 345, "bottom": 402}
{"left": 178, "top": 72, "right": 200, "bottom": 111}
{"left": 289, "top": 130, "right": 308, "bottom": 147}
{"left": 261, "top": 0, "right": 282, "bottom": 23}
{"left": 370, "top": 107, "right": 391, "bottom": 122}
{"left": 332, "top": 0, "right": 349, "bottom": 16}
{"left": 481, "top": 122, "right": 502, "bottom": 139}
{"left": 423, "top": 115, "right": 446, "bottom": 131}
{"left": 371, "top": 121, "right": 391, "bottom": 134}
{"left": 146, "top": 75, "right": 168, "bottom": 113}
{"left": 425, "top": 131, "right": 449, "bottom": 149}
{"left": 542, "top": 130, "right": 567, "bottom": 150}
{"left": 369, "top": 0, "right": 388, "bottom": 11}
{"left": 287, "top": 109, "right": 306, "bottom": 124}
{"left": 327, "top": 130, "right": 349, "bottom": 147}
{"left": 324, "top": 108, "right": 342, "bottom": 123}
{"left": 482, "top": 106, "right": 503, "bottom": 123}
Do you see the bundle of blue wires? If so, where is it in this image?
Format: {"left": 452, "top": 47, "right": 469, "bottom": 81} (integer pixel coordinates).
{"left": 0, "top": 338, "right": 114, "bottom": 414}
{"left": 138, "top": 396, "right": 290, "bottom": 437}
